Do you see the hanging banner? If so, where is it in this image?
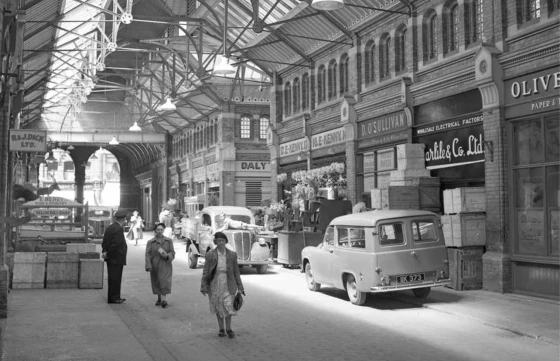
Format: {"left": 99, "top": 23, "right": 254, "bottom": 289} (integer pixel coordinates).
{"left": 9, "top": 130, "right": 47, "bottom": 152}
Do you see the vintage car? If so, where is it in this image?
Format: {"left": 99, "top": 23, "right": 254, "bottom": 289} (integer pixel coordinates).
{"left": 183, "top": 206, "right": 270, "bottom": 273}
{"left": 301, "top": 210, "right": 451, "bottom": 305}
{"left": 87, "top": 206, "right": 114, "bottom": 238}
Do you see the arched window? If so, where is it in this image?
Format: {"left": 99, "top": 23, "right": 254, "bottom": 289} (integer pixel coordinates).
{"left": 284, "top": 82, "right": 292, "bottom": 116}
{"left": 293, "top": 78, "right": 301, "bottom": 113}
{"left": 317, "top": 65, "right": 326, "bottom": 104}
{"left": 339, "top": 54, "right": 349, "bottom": 95}
{"left": 395, "top": 26, "right": 407, "bottom": 72}
{"left": 259, "top": 117, "right": 269, "bottom": 140}
{"left": 465, "top": 0, "right": 484, "bottom": 45}
{"left": 444, "top": 3, "right": 459, "bottom": 53}
{"left": 423, "top": 11, "right": 438, "bottom": 61}
{"left": 379, "top": 33, "right": 391, "bottom": 79}
{"left": 364, "top": 40, "right": 375, "bottom": 84}
{"left": 240, "top": 115, "right": 251, "bottom": 139}
{"left": 328, "top": 59, "right": 337, "bottom": 100}
{"left": 302, "top": 73, "right": 309, "bottom": 110}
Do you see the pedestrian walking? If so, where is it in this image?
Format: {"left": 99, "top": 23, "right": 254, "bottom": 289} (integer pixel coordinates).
{"left": 145, "top": 222, "right": 175, "bottom": 308}
{"left": 102, "top": 209, "right": 128, "bottom": 304}
{"left": 130, "top": 210, "right": 144, "bottom": 246}
{"left": 159, "top": 209, "right": 174, "bottom": 238}
{"left": 200, "top": 232, "right": 245, "bottom": 338}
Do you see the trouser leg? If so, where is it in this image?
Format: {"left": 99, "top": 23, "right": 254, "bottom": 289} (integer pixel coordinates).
{"left": 107, "top": 263, "right": 123, "bottom": 302}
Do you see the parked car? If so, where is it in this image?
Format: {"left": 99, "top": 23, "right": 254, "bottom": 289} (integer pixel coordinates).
{"left": 301, "top": 210, "right": 451, "bottom": 305}
{"left": 87, "top": 206, "right": 114, "bottom": 238}
{"left": 183, "top": 206, "right": 270, "bottom": 273}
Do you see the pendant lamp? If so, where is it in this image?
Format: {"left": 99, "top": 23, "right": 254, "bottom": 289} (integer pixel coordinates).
{"left": 213, "top": 0, "right": 236, "bottom": 75}
{"left": 109, "top": 136, "right": 119, "bottom": 145}
{"left": 129, "top": 121, "right": 142, "bottom": 132}
{"left": 160, "top": 97, "right": 177, "bottom": 111}
{"left": 311, "top": 0, "right": 345, "bottom": 11}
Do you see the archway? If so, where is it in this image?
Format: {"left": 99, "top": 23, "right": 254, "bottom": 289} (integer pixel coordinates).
{"left": 83, "top": 147, "right": 121, "bottom": 207}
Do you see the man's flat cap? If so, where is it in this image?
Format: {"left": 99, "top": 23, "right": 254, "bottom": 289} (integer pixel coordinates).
{"left": 114, "top": 209, "right": 128, "bottom": 218}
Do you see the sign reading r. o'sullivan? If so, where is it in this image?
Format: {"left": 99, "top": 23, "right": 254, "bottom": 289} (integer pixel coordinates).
{"left": 9, "top": 130, "right": 47, "bottom": 152}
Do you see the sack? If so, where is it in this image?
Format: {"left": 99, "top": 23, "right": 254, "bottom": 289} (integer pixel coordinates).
{"left": 233, "top": 292, "right": 243, "bottom": 311}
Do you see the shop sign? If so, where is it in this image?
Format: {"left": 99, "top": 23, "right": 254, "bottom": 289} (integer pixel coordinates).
{"left": 22, "top": 196, "right": 80, "bottom": 207}
{"left": 280, "top": 138, "right": 309, "bottom": 157}
{"left": 358, "top": 111, "right": 408, "bottom": 140}
{"left": 311, "top": 128, "right": 346, "bottom": 150}
{"left": 358, "top": 129, "right": 409, "bottom": 148}
{"left": 9, "top": 130, "right": 47, "bottom": 152}
{"left": 415, "top": 118, "right": 484, "bottom": 169}
{"left": 235, "top": 161, "right": 270, "bottom": 172}
{"left": 505, "top": 69, "right": 560, "bottom": 117}
{"left": 30, "top": 208, "right": 72, "bottom": 217}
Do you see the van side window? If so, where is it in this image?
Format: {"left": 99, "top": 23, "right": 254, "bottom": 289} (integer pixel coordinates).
{"left": 349, "top": 228, "right": 366, "bottom": 248}
{"left": 412, "top": 221, "right": 438, "bottom": 242}
{"left": 379, "top": 223, "right": 404, "bottom": 246}
{"left": 337, "top": 228, "right": 349, "bottom": 247}
{"left": 324, "top": 226, "right": 334, "bottom": 246}
{"left": 203, "top": 214, "right": 212, "bottom": 227}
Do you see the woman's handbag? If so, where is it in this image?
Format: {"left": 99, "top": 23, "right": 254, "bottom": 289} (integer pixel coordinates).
{"left": 233, "top": 292, "right": 243, "bottom": 311}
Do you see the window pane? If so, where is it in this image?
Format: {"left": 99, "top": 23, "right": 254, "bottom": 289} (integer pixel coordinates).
{"left": 545, "top": 116, "right": 560, "bottom": 163}
{"left": 413, "top": 221, "right": 438, "bottom": 242}
{"left": 338, "top": 228, "right": 349, "bottom": 247}
{"left": 379, "top": 223, "right": 404, "bottom": 246}
{"left": 324, "top": 226, "right": 335, "bottom": 246}
{"left": 349, "top": 228, "right": 366, "bottom": 248}
{"left": 259, "top": 118, "right": 269, "bottom": 139}
{"left": 547, "top": 165, "right": 560, "bottom": 256}
{"left": 513, "top": 119, "right": 543, "bottom": 165}
{"left": 240, "top": 117, "right": 251, "bottom": 139}
{"left": 515, "top": 168, "right": 545, "bottom": 255}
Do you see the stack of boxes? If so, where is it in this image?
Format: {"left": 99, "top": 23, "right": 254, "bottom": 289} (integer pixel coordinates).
{"left": 442, "top": 187, "right": 486, "bottom": 290}
{"left": 371, "top": 144, "right": 441, "bottom": 212}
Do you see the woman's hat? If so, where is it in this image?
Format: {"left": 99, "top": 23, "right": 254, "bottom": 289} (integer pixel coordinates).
{"left": 214, "top": 231, "right": 228, "bottom": 243}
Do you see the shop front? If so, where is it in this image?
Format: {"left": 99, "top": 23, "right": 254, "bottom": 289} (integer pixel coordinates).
{"left": 234, "top": 160, "right": 272, "bottom": 208}
{"left": 505, "top": 68, "right": 560, "bottom": 298}
{"left": 356, "top": 109, "right": 411, "bottom": 207}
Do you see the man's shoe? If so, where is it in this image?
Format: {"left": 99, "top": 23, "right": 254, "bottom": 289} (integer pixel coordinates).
{"left": 155, "top": 300, "right": 162, "bottom": 306}
{"left": 161, "top": 301, "right": 168, "bottom": 308}
{"left": 226, "top": 329, "right": 235, "bottom": 338}
{"left": 110, "top": 298, "right": 126, "bottom": 304}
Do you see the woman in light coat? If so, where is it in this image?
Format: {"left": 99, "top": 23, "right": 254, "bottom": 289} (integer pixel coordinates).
{"left": 145, "top": 222, "right": 175, "bottom": 308}
{"left": 130, "top": 211, "right": 144, "bottom": 246}
{"left": 200, "top": 232, "right": 245, "bottom": 338}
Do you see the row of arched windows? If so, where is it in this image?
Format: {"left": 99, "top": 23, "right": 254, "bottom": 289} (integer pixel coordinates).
{"left": 172, "top": 119, "right": 219, "bottom": 160}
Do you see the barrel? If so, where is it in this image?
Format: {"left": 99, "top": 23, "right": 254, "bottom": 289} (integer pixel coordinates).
{"left": 79, "top": 259, "right": 104, "bottom": 289}
{"left": 46, "top": 253, "right": 79, "bottom": 289}
{"left": 12, "top": 252, "right": 47, "bottom": 289}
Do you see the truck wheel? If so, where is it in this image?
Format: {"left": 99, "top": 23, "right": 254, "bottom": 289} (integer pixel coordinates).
{"left": 412, "top": 287, "right": 431, "bottom": 298}
{"left": 256, "top": 264, "right": 268, "bottom": 274}
{"left": 346, "top": 274, "right": 366, "bottom": 305}
{"left": 305, "top": 263, "right": 321, "bottom": 292}
{"left": 188, "top": 249, "right": 197, "bottom": 269}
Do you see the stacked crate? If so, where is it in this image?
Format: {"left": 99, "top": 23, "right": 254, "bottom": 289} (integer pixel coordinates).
{"left": 371, "top": 144, "right": 441, "bottom": 211}
{"left": 442, "top": 187, "right": 486, "bottom": 290}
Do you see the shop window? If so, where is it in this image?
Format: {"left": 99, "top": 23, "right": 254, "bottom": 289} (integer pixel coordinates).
{"left": 423, "top": 11, "right": 438, "bottom": 61}
{"left": 395, "top": 26, "right": 407, "bottom": 73}
{"left": 284, "top": 82, "right": 292, "bottom": 116}
{"left": 444, "top": 3, "right": 459, "bottom": 54}
{"left": 317, "top": 65, "right": 326, "bottom": 104}
{"left": 259, "top": 117, "right": 269, "bottom": 140}
{"left": 302, "top": 73, "right": 309, "bottom": 110}
{"left": 545, "top": 116, "right": 560, "bottom": 163}
{"left": 546, "top": 165, "right": 559, "bottom": 256}
{"left": 328, "top": 59, "right": 337, "bottom": 100}
{"left": 240, "top": 116, "right": 251, "bottom": 139}
{"left": 364, "top": 40, "right": 375, "bottom": 85}
{"left": 379, "top": 33, "right": 391, "bottom": 79}
{"left": 465, "top": 0, "right": 483, "bottom": 45}
{"left": 513, "top": 119, "right": 544, "bottom": 165}
{"left": 339, "top": 54, "right": 349, "bottom": 95}
{"left": 549, "top": 0, "right": 560, "bottom": 13}
{"left": 293, "top": 78, "right": 301, "bottom": 113}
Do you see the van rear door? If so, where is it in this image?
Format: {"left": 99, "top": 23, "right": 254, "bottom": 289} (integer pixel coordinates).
{"left": 374, "top": 220, "right": 415, "bottom": 285}
{"left": 410, "top": 217, "right": 448, "bottom": 280}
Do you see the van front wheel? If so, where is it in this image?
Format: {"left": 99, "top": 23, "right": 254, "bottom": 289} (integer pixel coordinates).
{"left": 305, "top": 263, "right": 321, "bottom": 292}
{"left": 412, "top": 287, "right": 431, "bottom": 298}
{"left": 346, "top": 274, "right": 366, "bottom": 305}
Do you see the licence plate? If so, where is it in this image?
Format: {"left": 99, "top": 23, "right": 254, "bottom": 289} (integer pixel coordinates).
{"left": 396, "top": 273, "right": 425, "bottom": 283}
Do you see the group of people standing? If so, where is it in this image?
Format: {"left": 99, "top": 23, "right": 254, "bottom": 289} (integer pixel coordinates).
{"left": 101, "top": 209, "right": 245, "bottom": 338}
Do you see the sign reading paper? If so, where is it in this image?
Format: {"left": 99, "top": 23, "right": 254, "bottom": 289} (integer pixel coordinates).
{"left": 9, "top": 130, "right": 47, "bottom": 152}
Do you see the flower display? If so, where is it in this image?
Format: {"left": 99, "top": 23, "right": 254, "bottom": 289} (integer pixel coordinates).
{"left": 276, "top": 173, "right": 288, "bottom": 184}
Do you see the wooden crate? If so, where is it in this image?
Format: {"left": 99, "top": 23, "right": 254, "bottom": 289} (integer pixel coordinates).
{"left": 447, "top": 247, "right": 484, "bottom": 290}
{"left": 371, "top": 189, "right": 387, "bottom": 209}
{"left": 36, "top": 244, "right": 67, "bottom": 253}
{"left": 386, "top": 186, "right": 420, "bottom": 209}
{"left": 12, "top": 252, "right": 46, "bottom": 289}
{"left": 78, "top": 252, "right": 100, "bottom": 259}
{"left": 46, "top": 253, "right": 79, "bottom": 289}
{"left": 79, "top": 259, "right": 104, "bottom": 289}
{"left": 443, "top": 213, "right": 486, "bottom": 247}
{"left": 444, "top": 187, "right": 486, "bottom": 214}
{"left": 66, "top": 243, "right": 96, "bottom": 254}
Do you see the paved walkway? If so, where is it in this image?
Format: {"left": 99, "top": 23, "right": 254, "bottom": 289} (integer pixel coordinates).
{"left": 1, "top": 235, "right": 558, "bottom": 360}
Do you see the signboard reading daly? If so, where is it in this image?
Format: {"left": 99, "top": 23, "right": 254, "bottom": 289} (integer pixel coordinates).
{"left": 9, "top": 130, "right": 47, "bottom": 152}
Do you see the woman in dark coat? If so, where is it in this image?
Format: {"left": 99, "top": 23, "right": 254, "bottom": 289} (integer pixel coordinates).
{"left": 145, "top": 223, "right": 175, "bottom": 308}
{"left": 200, "top": 232, "right": 245, "bottom": 338}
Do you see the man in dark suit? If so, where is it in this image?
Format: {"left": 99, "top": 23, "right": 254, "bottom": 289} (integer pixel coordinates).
{"left": 102, "top": 209, "right": 128, "bottom": 304}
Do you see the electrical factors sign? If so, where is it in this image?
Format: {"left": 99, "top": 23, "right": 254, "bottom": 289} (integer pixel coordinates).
{"left": 9, "top": 130, "right": 47, "bottom": 152}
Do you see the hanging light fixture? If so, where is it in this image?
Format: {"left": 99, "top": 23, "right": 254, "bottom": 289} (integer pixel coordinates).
{"left": 159, "top": 97, "right": 177, "bottom": 111}
{"left": 109, "top": 136, "right": 119, "bottom": 145}
{"left": 213, "top": 0, "right": 236, "bottom": 75}
{"left": 108, "top": 112, "right": 120, "bottom": 144}
{"left": 67, "top": 145, "right": 75, "bottom": 150}
{"left": 129, "top": 121, "right": 142, "bottom": 132}
{"left": 311, "top": 0, "right": 345, "bottom": 11}
{"left": 90, "top": 152, "right": 98, "bottom": 160}
{"left": 46, "top": 152, "right": 56, "bottom": 162}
